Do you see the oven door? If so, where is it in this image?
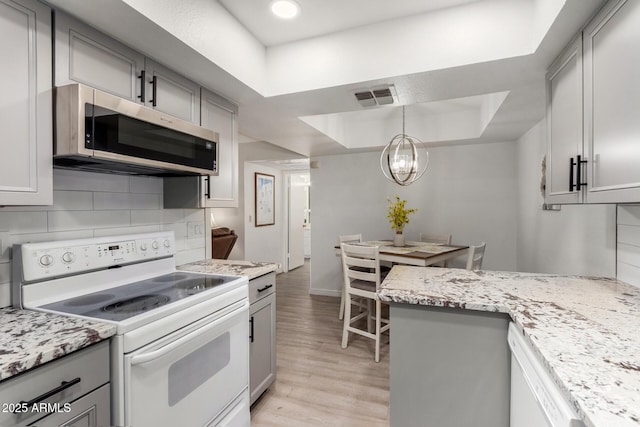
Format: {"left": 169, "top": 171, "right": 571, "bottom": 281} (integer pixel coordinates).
{"left": 123, "top": 300, "right": 249, "bottom": 427}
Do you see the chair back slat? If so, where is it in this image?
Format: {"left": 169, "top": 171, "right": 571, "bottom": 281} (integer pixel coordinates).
{"left": 344, "top": 255, "right": 375, "bottom": 270}
{"left": 339, "top": 233, "right": 362, "bottom": 244}
{"left": 341, "top": 243, "right": 382, "bottom": 291}
{"left": 466, "top": 242, "right": 486, "bottom": 270}
{"left": 419, "top": 233, "right": 452, "bottom": 245}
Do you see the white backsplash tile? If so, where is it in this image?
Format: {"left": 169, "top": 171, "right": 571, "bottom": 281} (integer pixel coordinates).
{"left": 0, "top": 212, "right": 48, "bottom": 234}
{"left": 618, "top": 224, "right": 640, "bottom": 246}
{"left": 617, "top": 205, "right": 640, "bottom": 288}
{"left": 184, "top": 209, "right": 205, "bottom": 223}
{"left": 0, "top": 191, "right": 93, "bottom": 212}
{"left": 185, "top": 236, "right": 206, "bottom": 249}
{"left": 0, "top": 282, "right": 9, "bottom": 309}
{"left": 131, "top": 210, "right": 163, "bottom": 226}
{"left": 617, "top": 243, "right": 640, "bottom": 268}
{"left": 161, "top": 209, "right": 186, "bottom": 224}
{"left": 175, "top": 248, "right": 206, "bottom": 266}
{"left": 48, "top": 210, "right": 131, "bottom": 232}
{"left": 0, "top": 263, "right": 10, "bottom": 288}
{"left": 51, "top": 191, "right": 94, "bottom": 211}
{"left": 129, "top": 176, "right": 163, "bottom": 194}
{"left": 93, "top": 225, "right": 161, "bottom": 237}
{"left": 54, "top": 169, "right": 129, "bottom": 192}
{"left": 93, "top": 192, "right": 161, "bottom": 210}
{"left": 9, "top": 230, "right": 95, "bottom": 246}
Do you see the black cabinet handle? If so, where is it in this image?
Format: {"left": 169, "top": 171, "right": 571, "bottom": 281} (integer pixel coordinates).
{"left": 138, "top": 70, "right": 146, "bottom": 102}
{"left": 569, "top": 157, "right": 575, "bottom": 191}
{"left": 249, "top": 317, "right": 254, "bottom": 343}
{"left": 257, "top": 284, "right": 273, "bottom": 293}
{"left": 204, "top": 176, "right": 211, "bottom": 199}
{"left": 17, "top": 378, "right": 81, "bottom": 412}
{"left": 150, "top": 75, "right": 157, "bottom": 107}
{"left": 576, "top": 155, "right": 588, "bottom": 191}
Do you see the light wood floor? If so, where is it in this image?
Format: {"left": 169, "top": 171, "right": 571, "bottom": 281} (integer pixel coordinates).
{"left": 250, "top": 260, "right": 390, "bottom": 426}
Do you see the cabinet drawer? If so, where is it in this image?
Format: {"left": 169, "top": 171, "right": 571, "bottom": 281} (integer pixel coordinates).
{"left": 248, "top": 272, "right": 276, "bottom": 304}
{"left": 0, "top": 341, "right": 109, "bottom": 427}
{"left": 30, "top": 383, "right": 110, "bottom": 427}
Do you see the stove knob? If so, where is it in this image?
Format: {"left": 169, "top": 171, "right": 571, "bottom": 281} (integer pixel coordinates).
{"left": 152, "top": 241, "right": 159, "bottom": 250}
{"left": 140, "top": 243, "right": 148, "bottom": 251}
{"left": 62, "top": 251, "right": 75, "bottom": 264}
{"left": 39, "top": 254, "right": 54, "bottom": 267}
{"left": 163, "top": 239, "right": 170, "bottom": 248}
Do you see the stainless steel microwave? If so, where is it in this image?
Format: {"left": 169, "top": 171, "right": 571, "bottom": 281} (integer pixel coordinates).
{"left": 54, "top": 84, "right": 218, "bottom": 176}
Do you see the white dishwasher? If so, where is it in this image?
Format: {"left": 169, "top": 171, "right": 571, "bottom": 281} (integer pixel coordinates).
{"left": 508, "top": 323, "right": 585, "bottom": 427}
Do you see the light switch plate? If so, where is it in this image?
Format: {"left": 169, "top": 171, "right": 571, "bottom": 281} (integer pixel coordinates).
{"left": 0, "top": 231, "right": 10, "bottom": 263}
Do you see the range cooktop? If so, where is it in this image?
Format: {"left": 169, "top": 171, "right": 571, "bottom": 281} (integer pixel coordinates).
{"left": 41, "top": 272, "right": 237, "bottom": 322}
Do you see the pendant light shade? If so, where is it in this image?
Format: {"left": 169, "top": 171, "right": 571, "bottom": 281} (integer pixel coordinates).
{"left": 380, "top": 106, "right": 429, "bottom": 186}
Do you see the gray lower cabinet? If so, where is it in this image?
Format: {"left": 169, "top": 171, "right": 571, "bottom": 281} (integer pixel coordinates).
{"left": 0, "top": 341, "right": 110, "bottom": 427}
{"left": 0, "top": 0, "right": 52, "bottom": 206}
{"left": 249, "top": 272, "right": 276, "bottom": 405}
{"left": 389, "top": 304, "right": 510, "bottom": 427}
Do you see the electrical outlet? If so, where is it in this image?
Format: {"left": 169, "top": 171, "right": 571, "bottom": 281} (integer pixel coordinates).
{"left": 187, "top": 222, "right": 204, "bottom": 239}
{"left": 0, "top": 231, "right": 10, "bottom": 263}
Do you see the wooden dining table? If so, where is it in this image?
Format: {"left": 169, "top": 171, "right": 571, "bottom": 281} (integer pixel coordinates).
{"left": 334, "top": 240, "right": 469, "bottom": 267}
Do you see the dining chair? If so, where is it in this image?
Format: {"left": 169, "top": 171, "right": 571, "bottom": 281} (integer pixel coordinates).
{"left": 338, "top": 234, "right": 363, "bottom": 320}
{"left": 420, "top": 233, "right": 452, "bottom": 266}
{"left": 466, "top": 242, "right": 487, "bottom": 270}
{"left": 340, "top": 243, "right": 390, "bottom": 362}
{"left": 419, "top": 233, "right": 452, "bottom": 245}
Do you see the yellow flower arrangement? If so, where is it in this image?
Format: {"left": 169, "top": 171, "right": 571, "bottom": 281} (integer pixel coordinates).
{"left": 386, "top": 195, "right": 418, "bottom": 234}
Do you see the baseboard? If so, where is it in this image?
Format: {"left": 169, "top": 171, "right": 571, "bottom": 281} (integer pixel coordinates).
{"left": 308, "top": 288, "right": 340, "bottom": 298}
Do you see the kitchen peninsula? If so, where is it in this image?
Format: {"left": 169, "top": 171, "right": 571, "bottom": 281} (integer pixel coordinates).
{"left": 379, "top": 266, "right": 640, "bottom": 427}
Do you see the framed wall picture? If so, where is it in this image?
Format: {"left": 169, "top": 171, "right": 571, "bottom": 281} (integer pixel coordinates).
{"left": 255, "top": 172, "right": 275, "bottom": 226}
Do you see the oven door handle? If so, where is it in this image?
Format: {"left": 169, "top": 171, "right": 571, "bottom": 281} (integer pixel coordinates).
{"left": 129, "top": 301, "right": 248, "bottom": 366}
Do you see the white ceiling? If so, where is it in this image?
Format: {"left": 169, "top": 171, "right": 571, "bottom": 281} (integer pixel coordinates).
{"left": 46, "top": 0, "right": 608, "bottom": 158}
{"left": 218, "top": 0, "right": 480, "bottom": 46}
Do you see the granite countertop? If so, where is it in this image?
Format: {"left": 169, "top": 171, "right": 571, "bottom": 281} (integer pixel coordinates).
{"left": 177, "top": 259, "right": 279, "bottom": 280}
{"left": 379, "top": 267, "right": 640, "bottom": 427}
{"left": 0, "top": 308, "right": 116, "bottom": 382}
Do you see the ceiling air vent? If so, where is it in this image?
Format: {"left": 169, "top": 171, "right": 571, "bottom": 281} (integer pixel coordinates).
{"left": 354, "top": 91, "right": 376, "bottom": 107}
{"left": 372, "top": 88, "right": 394, "bottom": 105}
{"left": 354, "top": 85, "right": 397, "bottom": 107}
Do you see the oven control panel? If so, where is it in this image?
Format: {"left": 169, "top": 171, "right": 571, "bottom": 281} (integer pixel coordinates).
{"left": 18, "top": 232, "right": 175, "bottom": 282}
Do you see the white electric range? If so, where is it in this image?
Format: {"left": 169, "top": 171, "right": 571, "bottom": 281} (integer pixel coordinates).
{"left": 12, "top": 231, "right": 250, "bottom": 427}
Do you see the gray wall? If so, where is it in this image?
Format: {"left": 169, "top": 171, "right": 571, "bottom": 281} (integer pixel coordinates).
{"left": 310, "top": 141, "right": 519, "bottom": 296}
{"left": 515, "top": 121, "right": 616, "bottom": 276}
{"left": 209, "top": 141, "right": 305, "bottom": 262}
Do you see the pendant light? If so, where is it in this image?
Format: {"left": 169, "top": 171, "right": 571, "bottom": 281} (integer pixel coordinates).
{"left": 380, "top": 105, "right": 429, "bottom": 186}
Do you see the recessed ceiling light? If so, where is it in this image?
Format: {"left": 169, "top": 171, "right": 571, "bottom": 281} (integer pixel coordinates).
{"left": 271, "top": 0, "right": 300, "bottom": 19}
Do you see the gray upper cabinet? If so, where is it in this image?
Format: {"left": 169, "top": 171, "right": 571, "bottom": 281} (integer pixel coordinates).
{"left": 545, "top": 35, "right": 583, "bottom": 205}
{"left": 54, "top": 12, "right": 200, "bottom": 124}
{"left": 201, "top": 89, "right": 239, "bottom": 207}
{"left": 583, "top": 0, "right": 640, "bottom": 203}
{"left": 0, "top": 0, "right": 52, "bottom": 206}
{"left": 145, "top": 59, "right": 201, "bottom": 124}
{"left": 546, "top": 0, "right": 640, "bottom": 204}
{"left": 54, "top": 11, "right": 144, "bottom": 102}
